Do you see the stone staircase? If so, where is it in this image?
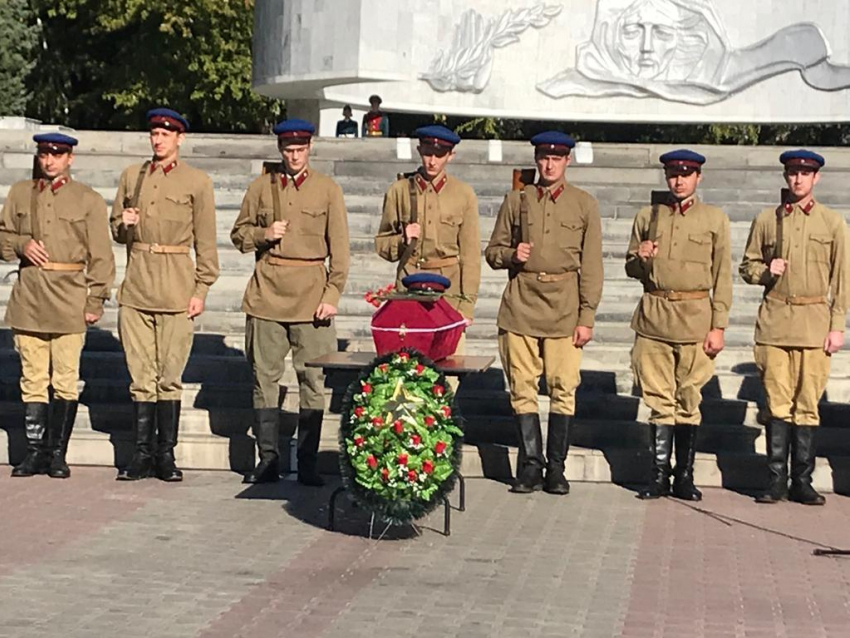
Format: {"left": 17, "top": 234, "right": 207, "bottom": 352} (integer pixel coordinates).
{"left": 2, "top": 130, "right": 850, "bottom": 492}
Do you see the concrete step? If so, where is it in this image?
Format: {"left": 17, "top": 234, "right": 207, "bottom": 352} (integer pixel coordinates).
{"left": 2, "top": 402, "right": 849, "bottom": 493}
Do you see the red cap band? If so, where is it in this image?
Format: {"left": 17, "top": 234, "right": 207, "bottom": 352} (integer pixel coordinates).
{"left": 149, "top": 115, "right": 186, "bottom": 133}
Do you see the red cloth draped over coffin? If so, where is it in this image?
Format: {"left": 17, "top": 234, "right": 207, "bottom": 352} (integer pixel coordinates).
{"left": 371, "top": 297, "right": 466, "bottom": 362}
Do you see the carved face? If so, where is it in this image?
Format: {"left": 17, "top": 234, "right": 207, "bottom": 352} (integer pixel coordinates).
{"left": 616, "top": 0, "right": 681, "bottom": 79}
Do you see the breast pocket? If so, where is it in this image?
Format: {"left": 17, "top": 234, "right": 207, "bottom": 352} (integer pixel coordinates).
{"left": 438, "top": 214, "right": 462, "bottom": 246}
{"left": 809, "top": 234, "right": 833, "bottom": 263}
{"left": 298, "top": 209, "right": 327, "bottom": 236}
{"left": 559, "top": 221, "right": 584, "bottom": 249}
{"left": 686, "top": 232, "right": 713, "bottom": 263}
{"left": 162, "top": 194, "right": 192, "bottom": 222}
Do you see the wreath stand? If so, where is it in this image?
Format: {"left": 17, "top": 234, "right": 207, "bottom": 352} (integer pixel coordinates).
{"left": 306, "top": 352, "right": 493, "bottom": 537}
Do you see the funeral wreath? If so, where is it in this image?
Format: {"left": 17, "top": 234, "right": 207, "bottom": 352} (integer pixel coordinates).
{"left": 339, "top": 349, "right": 463, "bottom": 524}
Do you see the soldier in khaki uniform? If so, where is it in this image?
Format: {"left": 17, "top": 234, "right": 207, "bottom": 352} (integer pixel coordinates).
{"left": 375, "top": 125, "right": 480, "bottom": 328}
{"left": 485, "top": 131, "right": 603, "bottom": 495}
{"left": 626, "top": 150, "right": 732, "bottom": 501}
{"left": 741, "top": 150, "right": 846, "bottom": 506}
{"left": 0, "top": 133, "right": 114, "bottom": 478}
{"left": 111, "top": 108, "right": 220, "bottom": 482}
{"left": 231, "top": 119, "right": 350, "bottom": 486}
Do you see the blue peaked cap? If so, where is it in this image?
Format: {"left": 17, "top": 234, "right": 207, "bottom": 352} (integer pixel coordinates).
{"left": 659, "top": 149, "right": 706, "bottom": 166}
{"left": 779, "top": 149, "right": 825, "bottom": 169}
{"left": 402, "top": 273, "right": 452, "bottom": 292}
{"left": 33, "top": 133, "right": 78, "bottom": 149}
{"left": 147, "top": 108, "right": 190, "bottom": 132}
{"left": 273, "top": 119, "right": 316, "bottom": 138}
{"left": 530, "top": 131, "right": 575, "bottom": 154}
{"left": 414, "top": 125, "right": 461, "bottom": 148}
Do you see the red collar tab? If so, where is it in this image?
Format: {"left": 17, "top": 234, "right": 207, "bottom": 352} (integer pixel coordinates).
{"left": 151, "top": 160, "right": 178, "bottom": 175}
{"left": 39, "top": 176, "right": 69, "bottom": 192}
{"left": 668, "top": 197, "right": 695, "bottom": 214}
{"left": 414, "top": 172, "right": 447, "bottom": 194}
{"left": 536, "top": 183, "right": 565, "bottom": 202}
{"left": 783, "top": 199, "right": 815, "bottom": 215}
{"left": 281, "top": 170, "right": 309, "bottom": 189}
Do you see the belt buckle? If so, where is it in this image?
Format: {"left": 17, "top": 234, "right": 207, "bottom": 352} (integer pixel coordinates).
{"left": 786, "top": 296, "right": 795, "bottom": 305}
{"left": 663, "top": 290, "right": 673, "bottom": 299}
{"left": 149, "top": 243, "right": 159, "bottom": 254}
{"left": 537, "top": 272, "right": 547, "bottom": 282}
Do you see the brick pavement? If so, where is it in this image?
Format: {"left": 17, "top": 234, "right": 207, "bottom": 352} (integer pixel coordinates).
{"left": 1, "top": 469, "right": 850, "bottom": 638}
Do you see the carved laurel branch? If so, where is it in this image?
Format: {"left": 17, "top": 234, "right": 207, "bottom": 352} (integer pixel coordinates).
{"left": 421, "top": 3, "right": 563, "bottom": 93}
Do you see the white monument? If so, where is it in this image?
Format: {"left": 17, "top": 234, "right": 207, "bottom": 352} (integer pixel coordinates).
{"left": 253, "top": 0, "right": 850, "bottom": 136}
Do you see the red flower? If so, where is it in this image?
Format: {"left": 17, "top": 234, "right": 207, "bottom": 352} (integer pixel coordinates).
{"left": 381, "top": 468, "right": 389, "bottom": 481}
{"left": 398, "top": 352, "right": 410, "bottom": 362}
{"left": 371, "top": 416, "right": 384, "bottom": 427}
{"left": 415, "top": 364, "right": 425, "bottom": 375}
{"left": 435, "top": 441, "right": 447, "bottom": 455}
{"left": 361, "top": 383, "right": 372, "bottom": 394}
{"left": 379, "top": 363, "right": 389, "bottom": 373}
{"left": 393, "top": 420, "right": 404, "bottom": 434}
{"left": 371, "top": 299, "right": 381, "bottom": 308}
{"left": 411, "top": 434, "right": 421, "bottom": 446}
{"left": 354, "top": 436, "right": 364, "bottom": 447}
{"left": 408, "top": 470, "right": 418, "bottom": 482}
{"left": 367, "top": 455, "right": 378, "bottom": 469}
{"left": 422, "top": 460, "right": 434, "bottom": 474}
{"left": 397, "top": 453, "right": 408, "bottom": 466}
{"left": 432, "top": 384, "right": 445, "bottom": 397}
{"left": 424, "top": 415, "right": 435, "bottom": 427}
{"left": 441, "top": 406, "right": 452, "bottom": 418}
{"left": 354, "top": 406, "right": 365, "bottom": 418}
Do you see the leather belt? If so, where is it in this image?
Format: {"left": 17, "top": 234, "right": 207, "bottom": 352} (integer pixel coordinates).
{"left": 416, "top": 256, "right": 459, "bottom": 269}
{"left": 39, "top": 262, "right": 85, "bottom": 272}
{"left": 132, "top": 242, "right": 191, "bottom": 255}
{"left": 648, "top": 290, "right": 710, "bottom": 301}
{"left": 767, "top": 291, "right": 827, "bottom": 306}
{"left": 266, "top": 256, "right": 324, "bottom": 267}
{"left": 520, "top": 270, "right": 577, "bottom": 283}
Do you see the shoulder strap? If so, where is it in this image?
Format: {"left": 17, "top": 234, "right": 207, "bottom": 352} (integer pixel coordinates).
{"left": 519, "top": 189, "right": 530, "bottom": 245}
{"left": 271, "top": 170, "right": 282, "bottom": 222}
{"left": 30, "top": 180, "right": 41, "bottom": 243}
{"left": 397, "top": 177, "right": 419, "bottom": 271}
{"left": 124, "top": 161, "right": 150, "bottom": 251}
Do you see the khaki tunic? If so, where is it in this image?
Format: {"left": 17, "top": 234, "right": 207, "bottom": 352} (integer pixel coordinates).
{"left": 0, "top": 178, "right": 115, "bottom": 334}
{"left": 374, "top": 172, "right": 480, "bottom": 319}
{"left": 739, "top": 201, "right": 847, "bottom": 348}
{"left": 485, "top": 180, "right": 603, "bottom": 338}
{"left": 110, "top": 161, "right": 220, "bottom": 311}
{"left": 231, "top": 168, "right": 350, "bottom": 322}
{"left": 625, "top": 198, "right": 732, "bottom": 343}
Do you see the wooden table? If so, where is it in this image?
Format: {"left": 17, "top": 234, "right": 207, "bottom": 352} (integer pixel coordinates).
{"left": 307, "top": 351, "right": 496, "bottom": 536}
{"left": 306, "top": 352, "right": 495, "bottom": 376}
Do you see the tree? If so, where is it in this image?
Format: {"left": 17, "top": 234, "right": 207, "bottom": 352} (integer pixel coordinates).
{"left": 0, "top": 0, "right": 39, "bottom": 116}
{"left": 28, "top": 0, "right": 280, "bottom": 132}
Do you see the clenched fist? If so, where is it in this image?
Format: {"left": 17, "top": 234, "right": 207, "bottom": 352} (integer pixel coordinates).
{"left": 404, "top": 223, "right": 421, "bottom": 242}
{"left": 514, "top": 242, "right": 533, "bottom": 263}
{"left": 637, "top": 240, "right": 658, "bottom": 260}
{"left": 122, "top": 208, "right": 140, "bottom": 227}
{"left": 264, "top": 220, "right": 289, "bottom": 242}
{"left": 769, "top": 258, "right": 786, "bottom": 277}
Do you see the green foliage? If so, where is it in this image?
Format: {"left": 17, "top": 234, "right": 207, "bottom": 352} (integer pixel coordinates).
{"left": 27, "top": 0, "right": 280, "bottom": 132}
{"left": 0, "top": 0, "right": 39, "bottom": 116}
{"left": 339, "top": 350, "right": 463, "bottom": 525}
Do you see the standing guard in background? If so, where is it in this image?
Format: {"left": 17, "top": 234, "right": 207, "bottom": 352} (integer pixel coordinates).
{"left": 740, "top": 150, "right": 846, "bottom": 506}
{"left": 0, "top": 133, "right": 114, "bottom": 478}
{"left": 231, "top": 119, "right": 350, "bottom": 486}
{"left": 111, "top": 108, "right": 220, "bottom": 482}
{"left": 362, "top": 95, "right": 389, "bottom": 138}
{"left": 485, "top": 132, "right": 603, "bottom": 495}
{"left": 375, "top": 125, "right": 480, "bottom": 351}
{"left": 626, "top": 151, "right": 732, "bottom": 501}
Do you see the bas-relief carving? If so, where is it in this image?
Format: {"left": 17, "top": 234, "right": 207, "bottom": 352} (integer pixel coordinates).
{"left": 420, "top": 0, "right": 850, "bottom": 104}
{"left": 539, "top": 0, "right": 850, "bottom": 104}
{"left": 420, "top": 4, "right": 562, "bottom": 93}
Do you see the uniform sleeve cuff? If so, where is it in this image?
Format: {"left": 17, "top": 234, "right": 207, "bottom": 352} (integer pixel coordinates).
{"left": 711, "top": 313, "right": 729, "bottom": 330}
{"left": 192, "top": 285, "right": 210, "bottom": 302}
{"left": 84, "top": 297, "right": 105, "bottom": 315}
{"left": 578, "top": 308, "right": 596, "bottom": 328}
{"left": 253, "top": 228, "right": 269, "bottom": 249}
{"left": 830, "top": 316, "right": 846, "bottom": 332}
{"left": 321, "top": 287, "right": 341, "bottom": 308}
